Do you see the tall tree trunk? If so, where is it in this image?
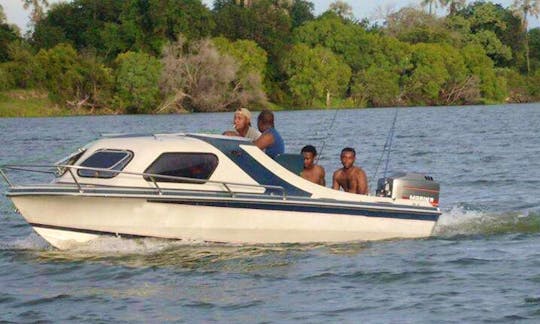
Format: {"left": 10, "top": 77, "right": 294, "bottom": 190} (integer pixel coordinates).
{"left": 524, "top": 8, "right": 530, "bottom": 74}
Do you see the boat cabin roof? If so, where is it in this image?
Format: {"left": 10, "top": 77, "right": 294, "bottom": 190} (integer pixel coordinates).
{"left": 53, "top": 133, "right": 434, "bottom": 207}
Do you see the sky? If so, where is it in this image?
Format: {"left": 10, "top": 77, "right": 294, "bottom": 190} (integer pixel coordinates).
{"left": 1, "top": 0, "right": 539, "bottom": 33}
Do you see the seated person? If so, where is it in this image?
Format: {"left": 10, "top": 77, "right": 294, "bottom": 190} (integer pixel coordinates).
{"left": 223, "top": 108, "right": 261, "bottom": 141}
{"left": 332, "top": 147, "right": 368, "bottom": 195}
{"left": 253, "top": 109, "right": 284, "bottom": 158}
{"left": 300, "top": 145, "right": 325, "bottom": 186}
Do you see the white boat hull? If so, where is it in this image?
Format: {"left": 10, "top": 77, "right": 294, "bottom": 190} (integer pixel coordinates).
{"left": 11, "top": 195, "right": 436, "bottom": 249}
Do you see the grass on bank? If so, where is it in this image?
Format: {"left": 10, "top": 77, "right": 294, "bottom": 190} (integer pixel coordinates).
{"left": 0, "top": 89, "right": 73, "bottom": 117}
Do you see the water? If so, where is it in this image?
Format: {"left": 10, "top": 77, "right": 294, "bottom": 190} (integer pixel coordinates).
{"left": 1, "top": 104, "right": 540, "bottom": 322}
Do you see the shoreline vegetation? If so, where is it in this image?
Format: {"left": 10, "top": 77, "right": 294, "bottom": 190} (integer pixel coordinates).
{"left": 1, "top": 1, "right": 540, "bottom": 118}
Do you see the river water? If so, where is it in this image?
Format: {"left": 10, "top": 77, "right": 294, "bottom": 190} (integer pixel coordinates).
{"left": 1, "top": 104, "right": 539, "bottom": 322}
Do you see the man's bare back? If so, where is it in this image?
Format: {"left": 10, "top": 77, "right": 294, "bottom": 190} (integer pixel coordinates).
{"left": 301, "top": 165, "right": 325, "bottom": 186}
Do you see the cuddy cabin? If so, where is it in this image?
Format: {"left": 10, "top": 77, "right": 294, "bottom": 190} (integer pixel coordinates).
{"left": 5, "top": 133, "right": 441, "bottom": 249}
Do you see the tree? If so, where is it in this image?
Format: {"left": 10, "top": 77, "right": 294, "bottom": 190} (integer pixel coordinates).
{"left": 32, "top": 0, "right": 213, "bottom": 59}
{"left": 462, "top": 44, "right": 507, "bottom": 102}
{"left": 512, "top": 0, "right": 540, "bottom": 73}
{"left": 293, "top": 12, "right": 370, "bottom": 73}
{"left": 421, "top": 0, "right": 439, "bottom": 15}
{"left": 468, "top": 30, "right": 513, "bottom": 65}
{"left": 0, "top": 4, "right": 5, "bottom": 23}
{"left": 212, "top": 37, "right": 268, "bottom": 80}
{"left": 2, "top": 41, "right": 42, "bottom": 88}
{"left": 113, "top": 51, "right": 162, "bottom": 113}
{"left": 282, "top": 44, "right": 351, "bottom": 107}
{"left": 21, "top": 0, "right": 49, "bottom": 24}
{"left": 385, "top": 7, "right": 458, "bottom": 45}
{"left": 290, "top": 0, "right": 314, "bottom": 28}
{"left": 455, "top": 2, "right": 524, "bottom": 69}
{"left": 212, "top": 0, "right": 292, "bottom": 59}
{"left": 329, "top": 1, "right": 353, "bottom": 20}
{"left": 36, "top": 43, "right": 113, "bottom": 109}
{"left": 402, "top": 43, "right": 450, "bottom": 105}
{"left": 529, "top": 27, "right": 540, "bottom": 71}
{"left": 351, "top": 66, "right": 401, "bottom": 107}
{"left": 441, "top": 0, "right": 466, "bottom": 15}
{"left": 159, "top": 37, "right": 267, "bottom": 112}
{"left": 424, "top": 0, "right": 466, "bottom": 15}
{"left": 1, "top": 6, "right": 22, "bottom": 62}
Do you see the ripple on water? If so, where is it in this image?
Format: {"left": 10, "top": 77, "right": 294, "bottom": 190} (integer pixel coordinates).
{"left": 2, "top": 105, "right": 540, "bottom": 321}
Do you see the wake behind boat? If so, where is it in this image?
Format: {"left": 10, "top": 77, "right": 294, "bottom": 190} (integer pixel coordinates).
{"left": 1, "top": 133, "right": 441, "bottom": 249}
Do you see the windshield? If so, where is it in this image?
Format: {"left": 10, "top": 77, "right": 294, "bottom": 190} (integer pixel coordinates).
{"left": 54, "top": 148, "right": 86, "bottom": 177}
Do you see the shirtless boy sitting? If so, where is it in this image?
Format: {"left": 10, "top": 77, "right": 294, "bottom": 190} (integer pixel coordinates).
{"left": 300, "top": 145, "right": 325, "bottom": 186}
{"left": 332, "top": 147, "right": 368, "bottom": 195}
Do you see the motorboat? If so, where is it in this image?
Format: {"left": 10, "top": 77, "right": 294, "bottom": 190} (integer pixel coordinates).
{"left": 1, "top": 133, "right": 441, "bottom": 249}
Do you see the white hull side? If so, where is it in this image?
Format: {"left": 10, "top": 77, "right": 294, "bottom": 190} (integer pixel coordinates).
{"left": 11, "top": 195, "right": 436, "bottom": 249}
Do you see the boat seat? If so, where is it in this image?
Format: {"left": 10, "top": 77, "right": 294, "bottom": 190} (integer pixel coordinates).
{"left": 274, "top": 153, "right": 304, "bottom": 175}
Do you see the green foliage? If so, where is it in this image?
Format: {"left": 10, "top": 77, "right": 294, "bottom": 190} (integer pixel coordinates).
{"left": 1, "top": 0, "right": 537, "bottom": 116}
{"left": 36, "top": 43, "right": 113, "bottom": 109}
{"left": 283, "top": 44, "right": 351, "bottom": 106}
{"left": 0, "top": 13, "right": 21, "bottom": 62}
{"left": 212, "top": 37, "right": 268, "bottom": 79}
{"left": 528, "top": 69, "right": 540, "bottom": 99}
{"left": 3, "top": 41, "right": 42, "bottom": 89}
{"left": 212, "top": 0, "right": 292, "bottom": 59}
{"left": 468, "top": 30, "right": 513, "bottom": 64}
{"left": 351, "top": 67, "right": 401, "bottom": 107}
{"left": 403, "top": 43, "right": 450, "bottom": 105}
{"left": 0, "top": 64, "right": 14, "bottom": 91}
{"left": 32, "top": 0, "right": 213, "bottom": 59}
{"left": 529, "top": 28, "right": 540, "bottom": 71}
{"left": 386, "top": 7, "right": 459, "bottom": 45}
{"left": 0, "top": 89, "right": 69, "bottom": 117}
{"left": 293, "top": 13, "right": 370, "bottom": 72}
{"left": 462, "top": 44, "right": 507, "bottom": 102}
{"left": 454, "top": 2, "right": 523, "bottom": 68}
{"left": 290, "top": 0, "right": 315, "bottom": 28}
{"left": 113, "top": 51, "right": 162, "bottom": 114}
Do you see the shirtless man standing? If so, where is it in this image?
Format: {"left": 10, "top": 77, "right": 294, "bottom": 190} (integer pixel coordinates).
{"left": 300, "top": 145, "right": 325, "bottom": 186}
{"left": 332, "top": 147, "right": 368, "bottom": 195}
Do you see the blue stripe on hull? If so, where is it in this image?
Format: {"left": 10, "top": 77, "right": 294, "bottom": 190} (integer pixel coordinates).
{"left": 147, "top": 199, "right": 440, "bottom": 222}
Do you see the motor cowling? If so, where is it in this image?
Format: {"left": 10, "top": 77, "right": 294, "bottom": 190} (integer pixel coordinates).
{"left": 376, "top": 172, "right": 440, "bottom": 207}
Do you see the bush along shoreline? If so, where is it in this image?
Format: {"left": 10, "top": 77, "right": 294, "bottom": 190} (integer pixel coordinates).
{"left": 1, "top": 0, "right": 540, "bottom": 117}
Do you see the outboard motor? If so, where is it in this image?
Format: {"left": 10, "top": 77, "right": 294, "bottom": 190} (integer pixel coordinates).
{"left": 376, "top": 172, "right": 440, "bottom": 207}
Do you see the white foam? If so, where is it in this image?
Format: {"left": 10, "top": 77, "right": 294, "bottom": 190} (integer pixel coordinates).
{"left": 433, "top": 205, "right": 540, "bottom": 237}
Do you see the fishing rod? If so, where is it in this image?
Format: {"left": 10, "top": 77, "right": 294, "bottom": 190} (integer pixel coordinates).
{"left": 315, "top": 107, "right": 339, "bottom": 164}
{"left": 371, "top": 108, "right": 399, "bottom": 190}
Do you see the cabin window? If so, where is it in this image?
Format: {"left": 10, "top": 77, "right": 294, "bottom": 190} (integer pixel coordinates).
{"left": 144, "top": 153, "right": 218, "bottom": 183}
{"left": 77, "top": 149, "right": 133, "bottom": 178}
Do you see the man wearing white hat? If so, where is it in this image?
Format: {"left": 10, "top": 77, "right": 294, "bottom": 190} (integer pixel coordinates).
{"left": 223, "top": 108, "right": 261, "bottom": 141}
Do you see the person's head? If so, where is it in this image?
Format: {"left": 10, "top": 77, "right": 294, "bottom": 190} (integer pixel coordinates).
{"left": 257, "top": 109, "right": 275, "bottom": 132}
{"left": 301, "top": 145, "right": 317, "bottom": 169}
{"left": 340, "top": 147, "right": 356, "bottom": 169}
{"left": 234, "top": 108, "right": 252, "bottom": 131}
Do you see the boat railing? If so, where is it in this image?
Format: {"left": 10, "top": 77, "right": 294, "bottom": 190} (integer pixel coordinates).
{"left": 0, "top": 164, "right": 288, "bottom": 200}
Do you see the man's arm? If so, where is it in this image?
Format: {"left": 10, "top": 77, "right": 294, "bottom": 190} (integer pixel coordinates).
{"left": 318, "top": 166, "right": 326, "bottom": 186}
{"left": 357, "top": 168, "right": 368, "bottom": 195}
{"left": 253, "top": 132, "right": 274, "bottom": 150}
{"left": 332, "top": 170, "right": 340, "bottom": 190}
